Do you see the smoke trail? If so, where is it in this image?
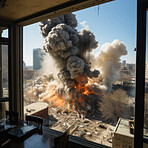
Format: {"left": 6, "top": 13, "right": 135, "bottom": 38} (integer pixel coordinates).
{"left": 93, "top": 39, "right": 127, "bottom": 91}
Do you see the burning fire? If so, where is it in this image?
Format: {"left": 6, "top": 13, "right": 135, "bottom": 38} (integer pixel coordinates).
{"left": 42, "top": 85, "right": 66, "bottom": 107}
{"left": 42, "top": 76, "right": 99, "bottom": 111}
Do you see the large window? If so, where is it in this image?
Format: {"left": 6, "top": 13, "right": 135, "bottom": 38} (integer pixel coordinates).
{"left": 23, "top": 0, "right": 136, "bottom": 147}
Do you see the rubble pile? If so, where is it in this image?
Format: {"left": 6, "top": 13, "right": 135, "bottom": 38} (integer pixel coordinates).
{"left": 43, "top": 106, "right": 114, "bottom": 147}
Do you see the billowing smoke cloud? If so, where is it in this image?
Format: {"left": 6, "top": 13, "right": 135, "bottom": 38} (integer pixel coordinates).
{"left": 39, "top": 13, "right": 100, "bottom": 108}
{"left": 93, "top": 39, "right": 127, "bottom": 91}
{"left": 38, "top": 13, "right": 128, "bottom": 114}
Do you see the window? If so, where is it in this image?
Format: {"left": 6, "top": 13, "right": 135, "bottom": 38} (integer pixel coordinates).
{"left": 23, "top": 1, "right": 136, "bottom": 147}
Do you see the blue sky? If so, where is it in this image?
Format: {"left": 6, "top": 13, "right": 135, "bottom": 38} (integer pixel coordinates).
{"left": 22, "top": 0, "right": 137, "bottom": 66}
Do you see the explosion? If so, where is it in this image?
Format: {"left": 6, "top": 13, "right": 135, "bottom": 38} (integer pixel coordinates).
{"left": 35, "top": 13, "right": 127, "bottom": 115}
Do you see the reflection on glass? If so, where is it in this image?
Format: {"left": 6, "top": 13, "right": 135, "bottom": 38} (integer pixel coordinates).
{"left": 144, "top": 11, "right": 148, "bottom": 139}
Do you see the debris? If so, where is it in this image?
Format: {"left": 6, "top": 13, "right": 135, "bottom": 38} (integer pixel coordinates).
{"left": 99, "top": 123, "right": 107, "bottom": 129}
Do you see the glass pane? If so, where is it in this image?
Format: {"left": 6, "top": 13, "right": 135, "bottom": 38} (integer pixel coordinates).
{"left": 1, "top": 27, "right": 8, "bottom": 38}
{"left": 23, "top": 1, "right": 136, "bottom": 147}
{"left": 144, "top": 11, "right": 148, "bottom": 139}
{"left": 0, "top": 45, "right": 9, "bottom": 97}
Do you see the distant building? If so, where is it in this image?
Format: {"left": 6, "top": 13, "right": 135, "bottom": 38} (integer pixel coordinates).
{"left": 126, "top": 63, "right": 135, "bottom": 71}
{"left": 120, "top": 66, "right": 130, "bottom": 75}
{"left": 24, "top": 69, "right": 34, "bottom": 79}
{"left": 33, "top": 48, "right": 46, "bottom": 70}
{"left": 26, "top": 66, "right": 33, "bottom": 70}
{"left": 23, "top": 61, "right": 26, "bottom": 69}
{"left": 121, "top": 60, "right": 126, "bottom": 68}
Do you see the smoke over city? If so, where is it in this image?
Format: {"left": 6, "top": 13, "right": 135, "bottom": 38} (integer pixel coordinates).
{"left": 92, "top": 40, "right": 127, "bottom": 91}
{"left": 37, "top": 13, "right": 127, "bottom": 112}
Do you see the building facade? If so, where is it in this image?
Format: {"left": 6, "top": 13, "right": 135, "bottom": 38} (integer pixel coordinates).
{"left": 33, "top": 48, "right": 45, "bottom": 71}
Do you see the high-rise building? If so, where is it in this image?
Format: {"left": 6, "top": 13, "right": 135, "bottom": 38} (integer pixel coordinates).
{"left": 33, "top": 48, "right": 45, "bottom": 70}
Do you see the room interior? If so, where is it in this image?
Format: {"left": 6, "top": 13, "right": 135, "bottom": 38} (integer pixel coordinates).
{"left": 0, "top": 0, "right": 148, "bottom": 147}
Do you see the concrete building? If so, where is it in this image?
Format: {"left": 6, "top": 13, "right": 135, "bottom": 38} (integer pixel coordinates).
{"left": 33, "top": 48, "right": 45, "bottom": 71}
{"left": 120, "top": 66, "right": 130, "bottom": 75}
{"left": 23, "top": 68, "right": 34, "bottom": 79}
{"left": 121, "top": 60, "right": 126, "bottom": 68}
{"left": 126, "top": 63, "right": 136, "bottom": 72}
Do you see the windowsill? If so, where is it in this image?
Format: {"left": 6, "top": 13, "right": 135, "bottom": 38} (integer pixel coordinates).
{"left": 43, "top": 126, "right": 110, "bottom": 148}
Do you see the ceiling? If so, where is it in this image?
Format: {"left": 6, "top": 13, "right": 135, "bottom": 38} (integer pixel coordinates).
{"left": 0, "top": 0, "right": 114, "bottom": 25}
{"left": 0, "top": 0, "right": 70, "bottom": 20}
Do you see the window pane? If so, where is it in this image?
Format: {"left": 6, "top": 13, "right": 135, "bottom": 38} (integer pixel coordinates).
{"left": 0, "top": 45, "right": 9, "bottom": 98}
{"left": 23, "top": 1, "right": 136, "bottom": 147}
{"left": 1, "top": 28, "right": 8, "bottom": 38}
{"left": 144, "top": 11, "right": 148, "bottom": 139}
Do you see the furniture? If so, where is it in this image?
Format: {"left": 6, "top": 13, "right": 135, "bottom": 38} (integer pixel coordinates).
{"left": 8, "top": 125, "right": 37, "bottom": 140}
{"left": 54, "top": 128, "right": 70, "bottom": 148}
{"left": 25, "top": 115, "right": 43, "bottom": 133}
{"left": 6, "top": 111, "right": 19, "bottom": 125}
{"left": 4, "top": 133, "right": 55, "bottom": 148}
{"left": 0, "top": 119, "right": 16, "bottom": 148}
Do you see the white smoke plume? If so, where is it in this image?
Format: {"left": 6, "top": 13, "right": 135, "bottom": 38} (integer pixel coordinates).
{"left": 93, "top": 39, "right": 127, "bottom": 91}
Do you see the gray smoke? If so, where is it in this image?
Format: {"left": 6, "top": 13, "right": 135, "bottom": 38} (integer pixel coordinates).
{"left": 92, "top": 39, "right": 127, "bottom": 91}
{"left": 40, "top": 13, "right": 100, "bottom": 107}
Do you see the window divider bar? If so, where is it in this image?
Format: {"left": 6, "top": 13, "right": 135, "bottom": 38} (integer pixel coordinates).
{"left": 0, "top": 97, "right": 9, "bottom": 102}
{"left": 0, "top": 37, "right": 9, "bottom": 45}
{"left": 135, "top": 0, "right": 147, "bottom": 147}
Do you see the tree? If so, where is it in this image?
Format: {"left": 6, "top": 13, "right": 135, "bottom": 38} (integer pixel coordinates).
{"left": 100, "top": 89, "right": 133, "bottom": 124}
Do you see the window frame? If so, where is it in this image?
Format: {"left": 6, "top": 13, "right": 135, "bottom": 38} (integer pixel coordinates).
{"left": 0, "top": 25, "right": 10, "bottom": 102}
{"left": 134, "top": 0, "right": 148, "bottom": 147}
{"left": 0, "top": 24, "right": 12, "bottom": 118}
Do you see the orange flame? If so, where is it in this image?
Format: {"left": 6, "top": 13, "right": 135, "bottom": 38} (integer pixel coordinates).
{"left": 42, "top": 85, "right": 66, "bottom": 107}
{"left": 42, "top": 76, "right": 99, "bottom": 110}
{"left": 74, "top": 82, "right": 99, "bottom": 104}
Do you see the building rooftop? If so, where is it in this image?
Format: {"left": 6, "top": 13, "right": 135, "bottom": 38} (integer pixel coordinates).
{"left": 114, "top": 118, "right": 134, "bottom": 138}
{"left": 24, "top": 101, "right": 48, "bottom": 115}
